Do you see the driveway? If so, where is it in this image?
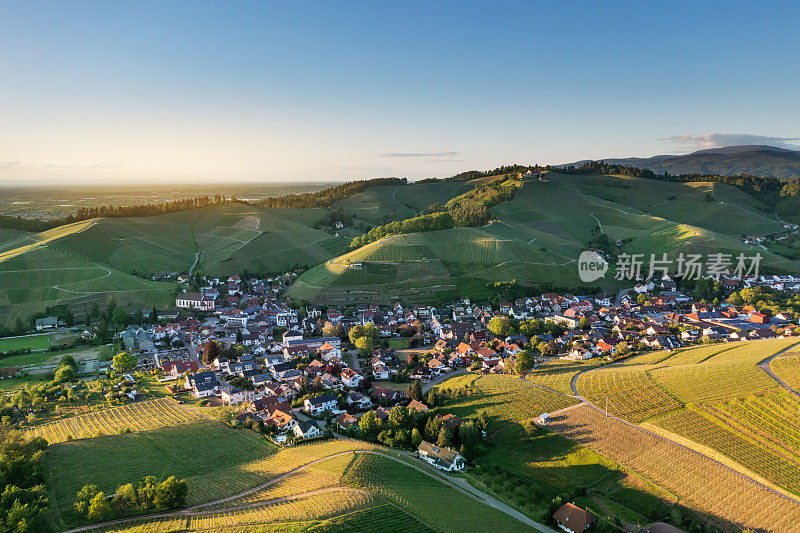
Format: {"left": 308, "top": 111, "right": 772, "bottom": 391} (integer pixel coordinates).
{"left": 422, "top": 368, "right": 467, "bottom": 393}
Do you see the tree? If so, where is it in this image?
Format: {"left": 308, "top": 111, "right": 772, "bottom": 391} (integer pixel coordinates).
{"left": 358, "top": 410, "right": 380, "bottom": 441}
{"left": 616, "top": 341, "right": 630, "bottom": 356}
{"left": 424, "top": 416, "right": 442, "bottom": 442}
{"left": 87, "top": 492, "right": 114, "bottom": 522}
{"left": 514, "top": 349, "right": 535, "bottom": 375}
{"left": 112, "top": 483, "right": 138, "bottom": 516}
{"left": 388, "top": 405, "right": 411, "bottom": 429}
{"left": 578, "top": 316, "right": 591, "bottom": 331}
{"left": 436, "top": 427, "right": 453, "bottom": 448}
{"left": 202, "top": 340, "right": 221, "bottom": 365}
{"left": 407, "top": 380, "right": 423, "bottom": 401}
{"left": 53, "top": 365, "right": 76, "bottom": 384}
{"left": 112, "top": 307, "right": 128, "bottom": 327}
{"left": 154, "top": 477, "right": 188, "bottom": 510}
{"left": 411, "top": 428, "right": 423, "bottom": 448}
{"left": 488, "top": 316, "right": 512, "bottom": 337}
{"left": 149, "top": 307, "right": 158, "bottom": 323}
{"left": 636, "top": 293, "right": 648, "bottom": 305}
{"left": 112, "top": 352, "right": 136, "bottom": 372}
{"left": 354, "top": 336, "right": 373, "bottom": 354}
{"left": 75, "top": 485, "right": 100, "bottom": 519}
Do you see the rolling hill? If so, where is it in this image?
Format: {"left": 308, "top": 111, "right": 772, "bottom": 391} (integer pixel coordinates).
{"left": 287, "top": 171, "right": 798, "bottom": 305}
{"left": 568, "top": 145, "right": 800, "bottom": 179}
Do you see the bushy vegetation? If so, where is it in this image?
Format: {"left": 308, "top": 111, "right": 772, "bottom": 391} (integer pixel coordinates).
{"left": 0, "top": 433, "right": 50, "bottom": 533}
{"left": 74, "top": 475, "right": 188, "bottom": 523}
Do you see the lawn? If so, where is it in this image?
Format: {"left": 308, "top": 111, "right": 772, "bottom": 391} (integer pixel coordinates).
{"left": 0, "top": 333, "right": 52, "bottom": 352}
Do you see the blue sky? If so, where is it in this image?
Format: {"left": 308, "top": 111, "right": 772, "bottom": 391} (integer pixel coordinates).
{"left": 0, "top": 1, "right": 798, "bottom": 183}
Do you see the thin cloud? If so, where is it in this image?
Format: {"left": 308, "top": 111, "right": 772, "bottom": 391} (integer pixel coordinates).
{"left": 379, "top": 151, "right": 460, "bottom": 158}
{"left": 662, "top": 133, "right": 800, "bottom": 151}
{"left": 0, "top": 161, "right": 22, "bottom": 169}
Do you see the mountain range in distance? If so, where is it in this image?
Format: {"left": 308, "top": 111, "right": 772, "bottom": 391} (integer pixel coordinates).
{"left": 566, "top": 144, "right": 800, "bottom": 179}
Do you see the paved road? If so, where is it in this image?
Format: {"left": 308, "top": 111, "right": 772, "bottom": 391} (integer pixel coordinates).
{"left": 758, "top": 343, "right": 800, "bottom": 398}
{"left": 62, "top": 446, "right": 554, "bottom": 533}
{"left": 346, "top": 349, "right": 362, "bottom": 372}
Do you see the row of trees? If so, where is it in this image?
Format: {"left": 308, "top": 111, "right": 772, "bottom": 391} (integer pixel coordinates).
{"left": 74, "top": 476, "right": 188, "bottom": 523}
{"left": 349, "top": 211, "right": 454, "bottom": 248}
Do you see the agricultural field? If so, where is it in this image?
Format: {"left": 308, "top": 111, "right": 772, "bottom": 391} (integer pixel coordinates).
{"left": 27, "top": 397, "right": 203, "bottom": 444}
{"left": 652, "top": 389, "right": 800, "bottom": 495}
{"left": 334, "top": 185, "right": 416, "bottom": 224}
{"left": 344, "top": 452, "right": 530, "bottom": 531}
{"left": 434, "top": 373, "right": 578, "bottom": 432}
{"left": 100, "top": 504, "right": 432, "bottom": 533}
{"left": 290, "top": 172, "right": 797, "bottom": 304}
{"left": 47, "top": 203, "right": 348, "bottom": 277}
{"left": 46, "top": 418, "right": 277, "bottom": 524}
{"left": 547, "top": 404, "right": 800, "bottom": 533}
{"left": 770, "top": 347, "right": 800, "bottom": 391}
{"left": 575, "top": 364, "right": 683, "bottom": 423}
{"left": 577, "top": 339, "right": 798, "bottom": 422}
{"left": 524, "top": 359, "right": 601, "bottom": 395}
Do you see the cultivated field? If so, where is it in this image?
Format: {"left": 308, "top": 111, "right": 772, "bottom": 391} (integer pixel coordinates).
{"left": 434, "top": 373, "right": 578, "bottom": 432}
{"left": 344, "top": 452, "right": 530, "bottom": 531}
{"left": 770, "top": 348, "right": 800, "bottom": 391}
{"left": 27, "top": 397, "right": 203, "bottom": 443}
{"left": 547, "top": 404, "right": 800, "bottom": 532}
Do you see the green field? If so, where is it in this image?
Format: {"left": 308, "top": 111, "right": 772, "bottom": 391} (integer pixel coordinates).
{"left": 289, "top": 172, "right": 797, "bottom": 304}
{"left": 0, "top": 333, "right": 52, "bottom": 352}
{"left": 344, "top": 452, "right": 530, "bottom": 531}
{"left": 46, "top": 418, "right": 277, "bottom": 524}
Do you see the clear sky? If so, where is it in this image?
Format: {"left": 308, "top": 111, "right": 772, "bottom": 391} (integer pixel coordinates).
{"left": 1, "top": 1, "right": 798, "bottom": 183}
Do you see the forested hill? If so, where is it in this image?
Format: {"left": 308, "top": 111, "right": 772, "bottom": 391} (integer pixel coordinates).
{"left": 566, "top": 145, "right": 800, "bottom": 179}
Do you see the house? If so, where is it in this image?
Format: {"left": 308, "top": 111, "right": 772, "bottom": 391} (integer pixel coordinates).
{"left": 340, "top": 367, "right": 364, "bottom": 388}
{"left": 371, "top": 386, "right": 404, "bottom": 403}
{"left": 345, "top": 391, "right": 372, "bottom": 409}
{"left": 417, "top": 440, "right": 466, "bottom": 471}
{"left": 35, "top": 316, "right": 58, "bottom": 330}
{"left": 175, "top": 292, "right": 215, "bottom": 311}
{"left": 265, "top": 409, "right": 297, "bottom": 432}
{"left": 293, "top": 419, "right": 322, "bottom": 440}
{"left": 304, "top": 393, "right": 339, "bottom": 415}
{"left": 407, "top": 399, "right": 428, "bottom": 412}
{"left": 184, "top": 371, "right": 218, "bottom": 398}
{"left": 335, "top": 411, "right": 359, "bottom": 430}
{"left": 220, "top": 383, "right": 251, "bottom": 404}
{"left": 553, "top": 503, "right": 596, "bottom": 533}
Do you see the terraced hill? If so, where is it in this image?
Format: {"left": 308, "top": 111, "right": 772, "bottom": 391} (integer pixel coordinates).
{"left": 0, "top": 203, "right": 353, "bottom": 328}
{"left": 288, "top": 172, "right": 797, "bottom": 304}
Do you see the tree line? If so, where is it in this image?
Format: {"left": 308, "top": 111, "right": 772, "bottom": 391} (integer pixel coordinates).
{"left": 250, "top": 177, "right": 407, "bottom": 209}
{"left": 0, "top": 195, "right": 231, "bottom": 232}
{"left": 559, "top": 160, "right": 800, "bottom": 218}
